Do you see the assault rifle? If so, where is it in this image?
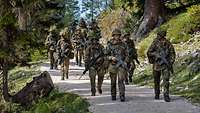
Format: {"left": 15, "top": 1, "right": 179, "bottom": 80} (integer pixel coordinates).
{"left": 152, "top": 50, "right": 174, "bottom": 74}
{"left": 79, "top": 52, "right": 105, "bottom": 79}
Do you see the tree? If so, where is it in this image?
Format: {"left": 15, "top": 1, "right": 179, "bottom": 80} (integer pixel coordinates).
{"left": 64, "top": 0, "right": 80, "bottom": 26}
{"left": 82, "top": 0, "right": 111, "bottom": 20}
{"left": 135, "top": 0, "right": 165, "bottom": 40}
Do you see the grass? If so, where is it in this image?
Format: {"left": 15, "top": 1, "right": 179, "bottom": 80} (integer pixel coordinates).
{"left": 0, "top": 62, "right": 90, "bottom": 113}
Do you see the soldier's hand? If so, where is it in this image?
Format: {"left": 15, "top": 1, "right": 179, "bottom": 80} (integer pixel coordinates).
{"left": 108, "top": 56, "right": 117, "bottom": 62}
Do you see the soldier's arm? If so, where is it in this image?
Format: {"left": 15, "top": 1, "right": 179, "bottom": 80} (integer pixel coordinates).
{"left": 147, "top": 40, "right": 157, "bottom": 64}
{"left": 45, "top": 35, "right": 50, "bottom": 46}
{"left": 84, "top": 47, "right": 91, "bottom": 67}
{"left": 169, "top": 42, "right": 176, "bottom": 64}
{"left": 124, "top": 43, "right": 129, "bottom": 63}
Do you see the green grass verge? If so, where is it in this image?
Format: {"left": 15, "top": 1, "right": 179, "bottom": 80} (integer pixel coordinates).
{"left": 0, "top": 62, "right": 90, "bottom": 113}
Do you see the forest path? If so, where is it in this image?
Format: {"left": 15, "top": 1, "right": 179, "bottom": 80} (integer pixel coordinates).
{"left": 40, "top": 60, "right": 200, "bottom": 113}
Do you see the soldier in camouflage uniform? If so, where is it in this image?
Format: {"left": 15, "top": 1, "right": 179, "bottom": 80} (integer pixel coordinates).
{"left": 106, "top": 29, "right": 129, "bottom": 102}
{"left": 122, "top": 33, "right": 140, "bottom": 84}
{"left": 72, "top": 18, "right": 88, "bottom": 66}
{"left": 147, "top": 30, "right": 175, "bottom": 102}
{"left": 57, "top": 28, "right": 74, "bottom": 80}
{"left": 45, "top": 25, "right": 59, "bottom": 70}
{"left": 72, "top": 28, "right": 85, "bottom": 66}
{"left": 85, "top": 32, "right": 105, "bottom": 96}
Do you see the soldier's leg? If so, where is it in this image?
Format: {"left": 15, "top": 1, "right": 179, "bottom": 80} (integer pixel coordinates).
{"left": 125, "top": 70, "right": 129, "bottom": 85}
{"left": 110, "top": 72, "right": 117, "bottom": 100}
{"left": 118, "top": 67, "right": 126, "bottom": 102}
{"left": 64, "top": 58, "right": 70, "bottom": 79}
{"left": 49, "top": 51, "right": 54, "bottom": 69}
{"left": 53, "top": 52, "right": 58, "bottom": 69}
{"left": 97, "top": 69, "right": 105, "bottom": 94}
{"left": 61, "top": 63, "right": 65, "bottom": 80}
{"left": 129, "top": 68, "right": 134, "bottom": 83}
{"left": 153, "top": 70, "right": 161, "bottom": 99}
{"left": 75, "top": 49, "right": 79, "bottom": 65}
{"left": 129, "top": 62, "right": 135, "bottom": 83}
{"left": 79, "top": 49, "right": 83, "bottom": 66}
{"left": 162, "top": 69, "right": 171, "bottom": 102}
{"left": 89, "top": 67, "right": 96, "bottom": 96}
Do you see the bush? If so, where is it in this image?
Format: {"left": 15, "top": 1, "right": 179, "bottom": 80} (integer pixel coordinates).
{"left": 163, "top": 4, "right": 200, "bottom": 43}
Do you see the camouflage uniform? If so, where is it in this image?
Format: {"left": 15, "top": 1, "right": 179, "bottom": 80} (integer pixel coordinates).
{"left": 85, "top": 35, "right": 105, "bottom": 96}
{"left": 45, "top": 26, "right": 58, "bottom": 69}
{"left": 147, "top": 30, "right": 175, "bottom": 102}
{"left": 72, "top": 18, "right": 88, "bottom": 66}
{"left": 72, "top": 28, "right": 85, "bottom": 66}
{"left": 106, "top": 29, "right": 128, "bottom": 102}
{"left": 57, "top": 28, "right": 74, "bottom": 80}
{"left": 122, "top": 33, "right": 140, "bottom": 84}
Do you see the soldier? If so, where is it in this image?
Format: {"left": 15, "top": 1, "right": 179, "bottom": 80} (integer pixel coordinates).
{"left": 85, "top": 33, "right": 105, "bottom": 96}
{"left": 147, "top": 30, "right": 175, "bottom": 102}
{"left": 72, "top": 28, "right": 85, "bottom": 66}
{"left": 122, "top": 33, "right": 140, "bottom": 84}
{"left": 78, "top": 18, "right": 88, "bottom": 41}
{"left": 106, "top": 29, "right": 129, "bottom": 102}
{"left": 57, "top": 28, "right": 74, "bottom": 80}
{"left": 45, "top": 25, "right": 58, "bottom": 70}
{"left": 72, "top": 18, "right": 88, "bottom": 66}
{"left": 88, "top": 19, "right": 101, "bottom": 41}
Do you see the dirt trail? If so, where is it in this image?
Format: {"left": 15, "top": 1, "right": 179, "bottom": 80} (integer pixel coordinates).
{"left": 40, "top": 60, "right": 200, "bottom": 113}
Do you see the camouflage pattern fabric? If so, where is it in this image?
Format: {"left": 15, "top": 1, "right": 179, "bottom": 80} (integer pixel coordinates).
{"left": 45, "top": 31, "right": 59, "bottom": 69}
{"left": 106, "top": 31, "right": 129, "bottom": 101}
{"left": 147, "top": 33, "right": 175, "bottom": 102}
{"left": 57, "top": 38, "right": 73, "bottom": 80}
{"left": 85, "top": 40, "right": 105, "bottom": 96}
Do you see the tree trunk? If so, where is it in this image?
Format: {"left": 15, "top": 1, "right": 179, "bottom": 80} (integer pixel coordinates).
{"left": 11, "top": 71, "right": 54, "bottom": 106}
{"left": 135, "top": 0, "right": 165, "bottom": 40}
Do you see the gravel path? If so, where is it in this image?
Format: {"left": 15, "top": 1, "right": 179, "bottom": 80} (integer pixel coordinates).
{"left": 40, "top": 60, "right": 200, "bottom": 113}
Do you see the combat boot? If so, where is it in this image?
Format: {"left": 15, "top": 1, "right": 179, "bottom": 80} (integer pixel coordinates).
{"left": 120, "top": 95, "right": 125, "bottom": 102}
{"left": 164, "top": 95, "right": 170, "bottom": 102}
{"left": 65, "top": 73, "right": 69, "bottom": 79}
{"left": 98, "top": 88, "right": 102, "bottom": 94}
{"left": 129, "top": 77, "right": 133, "bottom": 83}
{"left": 50, "top": 64, "right": 53, "bottom": 70}
{"left": 61, "top": 76, "right": 64, "bottom": 80}
{"left": 155, "top": 94, "right": 160, "bottom": 100}
{"left": 111, "top": 96, "right": 116, "bottom": 101}
{"left": 91, "top": 92, "right": 96, "bottom": 96}
{"left": 61, "top": 73, "right": 65, "bottom": 80}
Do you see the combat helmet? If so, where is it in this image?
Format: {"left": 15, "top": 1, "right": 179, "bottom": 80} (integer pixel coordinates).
{"left": 79, "top": 18, "right": 87, "bottom": 28}
{"left": 112, "top": 29, "right": 121, "bottom": 36}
